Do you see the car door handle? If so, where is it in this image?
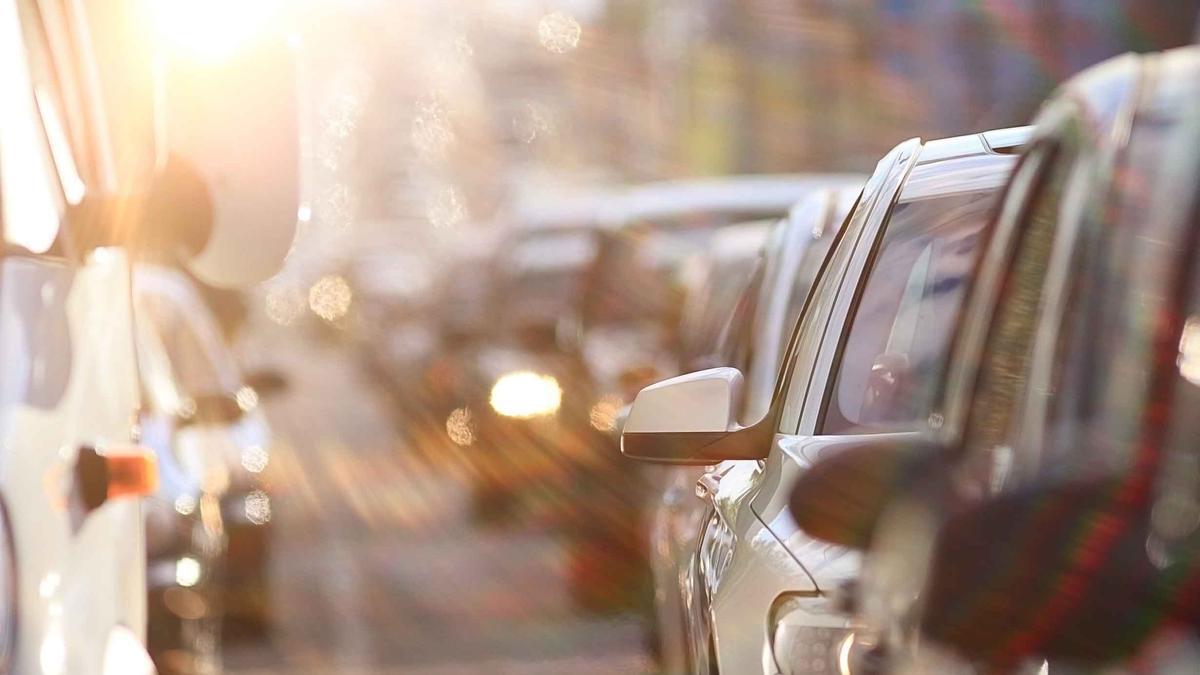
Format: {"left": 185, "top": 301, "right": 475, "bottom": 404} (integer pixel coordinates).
{"left": 695, "top": 472, "right": 721, "bottom": 500}
{"left": 696, "top": 469, "right": 735, "bottom": 530}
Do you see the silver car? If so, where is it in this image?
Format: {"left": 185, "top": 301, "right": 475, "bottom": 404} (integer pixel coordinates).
{"left": 650, "top": 188, "right": 860, "bottom": 673}
{"left": 622, "top": 127, "right": 1028, "bottom": 673}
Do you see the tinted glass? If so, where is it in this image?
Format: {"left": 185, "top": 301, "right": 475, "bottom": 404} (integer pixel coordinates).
{"left": 1020, "top": 74, "right": 1198, "bottom": 487}
{"left": 499, "top": 230, "right": 597, "bottom": 331}
{"left": 823, "top": 157, "right": 1009, "bottom": 434}
{"left": 958, "top": 142, "right": 1072, "bottom": 490}
{"left": 585, "top": 227, "right": 707, "bottom": 327}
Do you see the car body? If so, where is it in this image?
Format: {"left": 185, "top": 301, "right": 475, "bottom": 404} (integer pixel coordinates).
{"left": 134, "top": 266, "right": 278, "bottom": 651}
{"left": 651, "top": 187, "right": 860, "bottom": 674}
{"left": 621, "top": 129, "right": 1028, "bottom": 673}
{"left": 789, "top": 46, "right": 1200, "bottom": 674}
{"left": 0, "top": 4, "right": 160, "bottom": 672}
{"left": 0, "top": 1, "right": 298, "bottom": 672}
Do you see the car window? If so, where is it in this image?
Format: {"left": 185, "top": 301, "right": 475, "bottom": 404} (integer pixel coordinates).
{"left": 780, "top": 192, "right": 851, "bottom": 359}
{"left": 777, "top": 190, "right": 865, "bottom": 431}
{"left": 955, "top": 141, "right": 1074, "bottom": 493}
{"left": 0, "top": 0, "right": 68, "bottom": 253}
{"left": 499, "top": 233, "right": 595, "bottom": 335}
{"left": 685, "top": 251, "right": 762, "bottom": 371}
{"left": 584, "top": 227, "right": 697, "bottom": 328}
{"left": 741, "top": 192, "right": 850, "bottom": 424}
{"left": 821, "top": 164, "right": 1003, "bottom": 435}
{"left": 1024, "top": 93, "right": 1195, "bottom": 486}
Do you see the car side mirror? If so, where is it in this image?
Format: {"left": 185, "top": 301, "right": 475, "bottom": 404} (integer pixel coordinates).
{"left": 621, "top": 367, "right": 770, "bottom": 464}
{"left": 164, "top": 37, "right": 301, "bottom": 289}
{"left": 788, "top": 439, "right": 942, "bottom": 550}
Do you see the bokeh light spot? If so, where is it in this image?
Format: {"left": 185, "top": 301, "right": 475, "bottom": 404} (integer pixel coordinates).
{"left": 309, "top": 274, "right": 354, "bottom": 322}
{"left": 445, "top": 407, "right": 476, "bottom": 446}
{"left": 426, "top": 186, "right": 468, "bottom": 229}
{"left": 589, "top": 394, "right": 624, "bottom": 432}
{"left": 264, "top": 286, "right": 306, "bottom": 326}
{"left": 537, "top": 12, "right": 581, "bottom": 54}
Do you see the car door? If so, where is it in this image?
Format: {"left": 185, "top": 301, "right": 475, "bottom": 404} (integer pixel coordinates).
{"left": 697, "top": 147, "right": 916, "bottom": 672}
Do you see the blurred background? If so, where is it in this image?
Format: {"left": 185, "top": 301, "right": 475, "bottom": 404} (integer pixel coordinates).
{"left": 213, "top": 1, "right": 1200, "bottom": 672}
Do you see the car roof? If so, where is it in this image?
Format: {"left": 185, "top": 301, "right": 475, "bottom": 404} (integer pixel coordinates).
{"left": 609, "top": 174, "right": 866, "bottom": 225}
{"left": 706, "top": 219, "right": 775, "bottom": 263}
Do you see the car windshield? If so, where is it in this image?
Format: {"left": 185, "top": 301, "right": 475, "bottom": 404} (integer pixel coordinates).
{"left": 585, "top": 211, "right": 775, "bottom": 329}
{"left": 497, "top": 229, "right": 598, "bottom": 334}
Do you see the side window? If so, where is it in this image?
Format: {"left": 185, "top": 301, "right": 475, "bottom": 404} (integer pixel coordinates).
{"left": 821, "top": 179, "right": 1000, "bottom": 434}
{"left": 958, "top": 142, "right": 1073, "bottom": 490}
{"left": 1035, "top": 108, "right": 1183, "bottom": 481}
{"left": 777, "top": 190, "right": 864, "bottom": 431}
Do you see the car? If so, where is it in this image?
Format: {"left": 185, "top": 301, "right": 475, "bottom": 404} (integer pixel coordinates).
{"left": 620, "top": 128, "right": 1028, "bottom": 673}
{"left": 651, "top": 218, "right": 775, "bottom": 664}
{"left": 649, "top": 186, "right": 860, "bottom": 673}
{"left": 569, "top": 176, "right": 864, "bottom": 614}
{"left": 134, "top": 265, "right": 284, "bottom": 671}
{"left": 789, "top": 45, "right": 1200, "bottom": 674}
{"left": 0, "top": 2, "right": 299, "bottom": 671}
{"left": 0, "top": 36, "right": 157, "bottom": 675}
{"left": 453, "top": 216, "right": 609, "bottom": 525}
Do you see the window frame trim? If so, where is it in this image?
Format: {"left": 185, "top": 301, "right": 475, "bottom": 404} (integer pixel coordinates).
{"left": 775, "top": 138, "right": 921, "bottom": 435}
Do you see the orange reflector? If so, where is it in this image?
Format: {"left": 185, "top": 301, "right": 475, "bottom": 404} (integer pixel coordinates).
{"left": 104, "top": 445, "right": 159, "bottom": 499}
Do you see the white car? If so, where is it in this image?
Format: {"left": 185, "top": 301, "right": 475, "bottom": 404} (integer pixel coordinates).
{"left": 650, "top": 187, "right": 861, "bottom": 673}
{"left": 0, "top": 1, "right": 299, "bottom": 671}
{"left": 622, "top": 129, "right": 1028, "bottom": 673}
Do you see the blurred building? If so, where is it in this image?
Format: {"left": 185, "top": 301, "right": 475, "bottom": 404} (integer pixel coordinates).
{"left": 275, "top": 0, "right": 1200, "bottom": 288}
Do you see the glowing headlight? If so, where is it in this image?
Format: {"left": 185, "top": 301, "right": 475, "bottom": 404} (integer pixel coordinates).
{"left": 489, "top": 371, "right": 562, "bottom": 419}
{"left": 175, "top": 556, "right": 203, "bottom": 588}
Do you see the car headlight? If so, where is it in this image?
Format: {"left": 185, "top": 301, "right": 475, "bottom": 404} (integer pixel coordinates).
{"left": 489, "top": 371, "right": 562, "bottom": 418}
{"left": 765, "top": 593, "right": 870, "bottom": 675}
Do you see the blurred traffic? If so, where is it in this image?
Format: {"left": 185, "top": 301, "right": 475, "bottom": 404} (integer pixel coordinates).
{"left": 3, "top": 1, "right": 1200, "bottom": 674}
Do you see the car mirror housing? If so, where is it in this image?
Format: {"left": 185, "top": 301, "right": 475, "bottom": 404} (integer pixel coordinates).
{"left": 166, "top": 36, "right": 301, "bottom": 288}
{"left": 788, "top": 439, "right": 942, "bottom": 550}
{"left": 620, "top": 367, "right": 770, "bottom": 465}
